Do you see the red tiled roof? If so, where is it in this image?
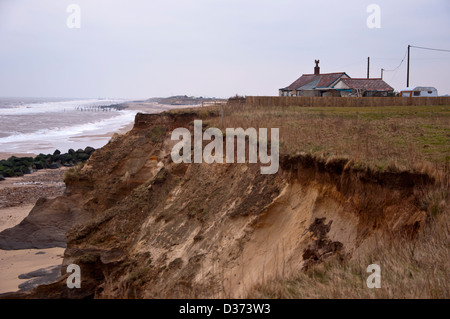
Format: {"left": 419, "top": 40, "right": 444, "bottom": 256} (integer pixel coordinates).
{"left": 284, "top": 72, "right": 347, "bottom": 91}
{"left": 339, "top": 78, "right": 394, "bottom": 91}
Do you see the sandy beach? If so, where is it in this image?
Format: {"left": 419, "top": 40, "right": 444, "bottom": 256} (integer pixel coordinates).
{"left": 0, "top": 152, "right": 37, "bottom": 161}
{"left": 0, "top": 204, "right": 34, "bottom": 232}
{"left": 0, "top": 168, "right": 68, "bottom": 294}
{"left": 0, "top": 247, "right": 65, "bottom": 294}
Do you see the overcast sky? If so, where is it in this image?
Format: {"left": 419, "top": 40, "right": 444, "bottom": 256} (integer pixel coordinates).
{"left": 1, "top": 0, "right": 449, "bottom": 99}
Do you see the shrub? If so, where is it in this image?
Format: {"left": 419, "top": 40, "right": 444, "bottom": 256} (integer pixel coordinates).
{"left": 146, "top": 126, "right": 167, "bottom": 143}
{"left": 64, "top": 162, "right": 85, "bottom": 184}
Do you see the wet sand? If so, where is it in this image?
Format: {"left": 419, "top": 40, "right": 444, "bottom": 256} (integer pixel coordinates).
{"left": 0, "top": 169, "right": 67, "bottom": 294}
{"left": 0, "top": 204, "right": 64, "bottom": 295}
{"left": 0, "top": 247, "right": 64, "bottom": 294}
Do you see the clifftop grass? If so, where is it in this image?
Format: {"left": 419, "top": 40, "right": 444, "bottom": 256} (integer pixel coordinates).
{"left": 188, "top": 104, "right": 449, "bottom": 179}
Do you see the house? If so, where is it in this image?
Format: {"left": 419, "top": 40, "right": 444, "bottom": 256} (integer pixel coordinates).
{"left": 279, "top": 60, "right": 394, "bottom": 97}
{"left": 279, "top": 60, "right": 349, "bottom": 97}
{"left": 333, "top": 78, "right": 394, "bottom": 97}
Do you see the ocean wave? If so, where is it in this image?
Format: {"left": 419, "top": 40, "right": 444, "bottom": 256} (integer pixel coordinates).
{"left": 0, "top": 110, "right": 137, "bottom": 154}
{"left": 0, "top": 99, "right": 127, "bottom": 115}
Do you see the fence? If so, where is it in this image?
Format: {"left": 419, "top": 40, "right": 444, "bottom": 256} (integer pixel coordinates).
{"left": 245, "top": 96, "right": 450, "bottom": 107}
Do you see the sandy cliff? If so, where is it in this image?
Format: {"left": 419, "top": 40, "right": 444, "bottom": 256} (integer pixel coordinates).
{"left": 0, "top": 110, "right": 435, "bottom": 298}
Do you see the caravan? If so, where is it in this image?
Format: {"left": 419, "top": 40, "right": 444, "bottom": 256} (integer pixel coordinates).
{"left": 400, "top": 87, "right": 438, "bottom": 97}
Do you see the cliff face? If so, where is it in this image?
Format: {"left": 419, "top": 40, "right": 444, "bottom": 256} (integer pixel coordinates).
{"left": 6, "top": 111, "right": 434, "bottom": 299}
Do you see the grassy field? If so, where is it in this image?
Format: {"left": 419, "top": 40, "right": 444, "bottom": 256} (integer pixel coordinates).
{"left": 178, "top": 104, "right": 450, "bottom": 179}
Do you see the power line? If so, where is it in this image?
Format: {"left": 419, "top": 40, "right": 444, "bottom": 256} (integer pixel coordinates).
{"left": 407, "top": 44, "right": 450, "bottom": 87}
{"left": 379, "top": 45, "right": 450, "bottom": 84}
{"left": 409, "top": 45, "right": 450, "bottom": 53}
{"left": 381, "top": 45, "right": 450, "bottom": 73}
{"left": 382, "top": 48, "right": 408, "bottom": 72}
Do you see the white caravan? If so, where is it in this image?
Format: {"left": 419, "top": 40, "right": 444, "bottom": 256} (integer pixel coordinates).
{"left": 400, "top": 87, "right": 438, "bottom": 97}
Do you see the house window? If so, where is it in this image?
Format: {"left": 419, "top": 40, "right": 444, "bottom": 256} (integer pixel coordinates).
{"left": 413, "top": 91, "right": 420, "bottom": 96}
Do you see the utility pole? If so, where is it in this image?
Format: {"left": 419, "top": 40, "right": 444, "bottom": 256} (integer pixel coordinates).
{"left": 367, "top": 57, "right": 370, "bottom": 79}
{"left": 407, "top": 45, "right": 411, "bottom": 87}
{"left": 221, "top": 104, "right": 224, "bottom": 128}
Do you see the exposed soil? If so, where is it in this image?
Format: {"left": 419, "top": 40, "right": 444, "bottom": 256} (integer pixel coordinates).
{"left": 0, "top": 110, "right": 438, "bottom": 299}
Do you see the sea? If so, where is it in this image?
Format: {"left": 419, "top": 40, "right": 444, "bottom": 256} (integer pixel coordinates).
{"left": 0, "top": 97, "right": 155, "bottom": 156}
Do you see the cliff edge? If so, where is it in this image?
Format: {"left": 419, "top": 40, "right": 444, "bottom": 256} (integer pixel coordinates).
{"left": 0, "top": 110, "right": 438, "bottom": 298}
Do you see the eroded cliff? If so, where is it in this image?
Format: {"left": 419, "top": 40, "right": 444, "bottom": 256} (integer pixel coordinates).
{"left": 3, "top": 110, "right": 436, "bottom": 298}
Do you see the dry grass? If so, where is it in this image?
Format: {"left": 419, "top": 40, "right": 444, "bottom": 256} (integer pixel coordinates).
{"left": 198, "top": 104, "right": 450, "bottom": 181}
{"left": 247, "top": 193, "right": 449, "bottom": 299}
{"left": 63, "top": 162, "right": 85, "bottom": 184}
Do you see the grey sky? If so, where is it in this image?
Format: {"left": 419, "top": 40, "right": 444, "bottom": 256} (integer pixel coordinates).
{"left": 1, "top": 0, "right": 449, "bottom": 98}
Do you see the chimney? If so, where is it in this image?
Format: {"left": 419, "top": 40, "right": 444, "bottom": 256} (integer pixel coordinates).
{"left": 314, "top": 60, "right": 320, "bottom": 75}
